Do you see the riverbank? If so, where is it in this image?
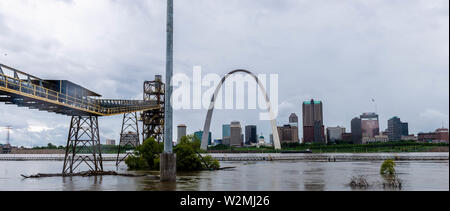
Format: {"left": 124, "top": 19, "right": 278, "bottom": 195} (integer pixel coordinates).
{"left": 208, "top": 141, "right": 449, "bottom": 153}
{"left": 1, "top": 152, "right": 448, "bottom": 161}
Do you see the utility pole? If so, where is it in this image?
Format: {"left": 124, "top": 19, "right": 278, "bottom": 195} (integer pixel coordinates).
{"left": 160, "top": 0, "right": 177, "bottom": 182}
{"left": 164, "top": 0, "right": 174, "bottom": 154}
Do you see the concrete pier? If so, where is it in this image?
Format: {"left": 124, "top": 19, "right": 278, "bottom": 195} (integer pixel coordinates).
{"left": 160, "top": 153, "right": 176, "bottom": 182}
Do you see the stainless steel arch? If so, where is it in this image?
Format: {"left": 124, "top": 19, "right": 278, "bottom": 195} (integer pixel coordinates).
{"left": 200, "top": 69, "right": 281, "bottom": 150}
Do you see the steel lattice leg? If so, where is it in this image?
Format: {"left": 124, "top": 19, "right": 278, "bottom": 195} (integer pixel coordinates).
{"left": 116, "top": 112, "right": 140, "bottom": 166}
{"left": 63, "top": 116, "right": 103, "bottom": 174}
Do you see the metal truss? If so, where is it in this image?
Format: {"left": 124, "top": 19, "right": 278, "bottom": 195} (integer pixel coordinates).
{"left": 116, "top": 112, "right": 140, "bottom": 166}
{"left": 141, "top": 76, "right": 165, "bottom": 143}
{"left": 0, "top": 63, "right": 160, "bottom": 116}
{"left": 63, "top": 116, "right": 103, "bottom": 174}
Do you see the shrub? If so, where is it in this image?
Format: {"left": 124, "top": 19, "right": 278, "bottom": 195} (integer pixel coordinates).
{"left": 380, "top": 159, "right": 396, "bottom": 175}
{"left": 202, "top": 155, "right": 220, "bottom": 170}
{"left": 125, "top": 135, "right": 220, "bottom": 172}
{"left": 125, "top": 155, "right": 149, "bottom": 170}
{"left": 174, "top": 135, "right": 221, "bottom": 171}
{"left": 174, "top": 135, "right": 204, "bottom": 171}
{"left": 349, "top": 176, "right": 370, "bottom": 189}
{"left": 125, "top": 137, "right": 163, "bottom": 170}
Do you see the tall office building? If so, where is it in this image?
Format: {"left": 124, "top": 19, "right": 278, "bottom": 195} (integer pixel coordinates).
{"left": 360, "top": 112, "right": 380, "bottom": 138}
{"left": 177, "top": 124, "right": 187, "bottom": 143}
{"left": 387, "top": 117, "right": 409, "bottom": 141}
{"left": 245, "top": 125, "right": 257, "bottom": 145}
{"left": 401, "top": 123, "right": 409, "bottom": 136}
{"left": 351, "top": 117, "right": 362, "bottom": 144}
{"left": 230, "top": 121, "right": 243, "bottom": 147}
{"left": 302, "top": 99, "right": 325, "bottom": 144}
{"left": 222, "top": 124, "right": 231, "bottom": 146}
{"left": 222, "top": 124, "right": 231, "bottom": 138}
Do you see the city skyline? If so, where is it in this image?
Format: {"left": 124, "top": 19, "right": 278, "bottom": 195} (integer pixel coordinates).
{"left": 0, "top": 0, "right": 448, "bottom": 147}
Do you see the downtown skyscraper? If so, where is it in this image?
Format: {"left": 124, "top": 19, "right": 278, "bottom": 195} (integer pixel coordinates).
{"left": 302, "top": 99, "right": 325, "bottom": 144}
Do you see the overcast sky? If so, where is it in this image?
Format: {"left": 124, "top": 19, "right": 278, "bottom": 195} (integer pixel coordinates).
{"left": 0, "top": 0, "right": 448, "bottom": 147}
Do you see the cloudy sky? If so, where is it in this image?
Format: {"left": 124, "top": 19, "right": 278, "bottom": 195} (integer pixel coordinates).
{"left": 0, "top": 0, "right": 448, "bottom": 147}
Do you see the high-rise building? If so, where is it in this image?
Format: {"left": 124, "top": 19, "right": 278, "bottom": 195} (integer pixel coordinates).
{"left": 222, "top": 124, "right": 231, "bottom": 139}
{"left": 194, "top": 131, "right": 212, "bottom": 146}
{"left": 401, "top": 123, "right": 409, "bottom": 137}
{"left": 360, "top": 112, "right": 380, "bottom": 138}
{"left": 222, "top": 124, "right": 231, "bottom": 146}
{"left": 327, "top": 126, "right": 346, "bottom": 143}
{"left": 351, "top": 117, "right": 362, "bottom": 144}
{"left": 177, "top": 124, "right": 187, "bottom": 143}
{"left": 245, "top": 125, "right": 257, "bottom": 145}
{"left": 387, "top": 117, "right": 408, "bottom": 141}
{"left": 302, "top": 99, "right": 325, "bottom": 144}
{"left": 230, "top": 121, "right": 243, "bottom": 147}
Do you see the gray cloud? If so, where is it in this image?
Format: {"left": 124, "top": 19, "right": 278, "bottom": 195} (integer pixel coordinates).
{"left": 0, "top": 0, "right": 448, "bottom": 147}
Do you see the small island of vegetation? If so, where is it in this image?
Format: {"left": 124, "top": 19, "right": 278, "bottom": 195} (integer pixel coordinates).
{"left": 125, "top": 136, "right": 220, "bottom": 171}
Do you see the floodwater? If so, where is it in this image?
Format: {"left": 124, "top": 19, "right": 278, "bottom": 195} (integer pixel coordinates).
{"left": 0, "top": 160, "right": 448, "bottom": 191}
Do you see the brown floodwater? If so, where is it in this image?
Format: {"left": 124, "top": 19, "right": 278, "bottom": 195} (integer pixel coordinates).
{"left": 0, "top": 159, "right": 448, "bottom": 191}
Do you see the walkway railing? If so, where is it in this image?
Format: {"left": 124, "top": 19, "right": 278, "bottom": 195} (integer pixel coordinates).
{"left": 0, "top": 63, "right": 159, "bottom": 116}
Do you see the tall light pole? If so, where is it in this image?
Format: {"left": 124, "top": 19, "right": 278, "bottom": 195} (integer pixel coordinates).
{"left": 160, "top": 0, "right": 176, "bottom": 182}
{"left": 164, "top": 0, "right": 174, "bottom": 153}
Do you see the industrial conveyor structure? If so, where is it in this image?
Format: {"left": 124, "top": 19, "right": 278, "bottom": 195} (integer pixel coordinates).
{"left": 0, "top": 63, "right": 164, "bottom": 173}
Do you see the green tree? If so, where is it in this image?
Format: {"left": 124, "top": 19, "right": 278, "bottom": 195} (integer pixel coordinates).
{"left": 125, "top": 135, "right": 220, "bottom": 171}
{"left": 125, "top": 137, "right": 163, "bottom": 170}
{"left": 380, "top": 159, "right": 396, "bottom": 175}
{"left": 47, "top": 143, "right": 57, "bottom": 149}
{"left": 174, "top": 135, "right": 204, "bottom": 171}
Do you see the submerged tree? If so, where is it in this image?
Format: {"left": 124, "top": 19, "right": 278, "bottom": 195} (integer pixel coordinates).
{"left": 380, "top": 159, "right": 396, "bottom": 175}
{"left": 174, "top": 135, "right": 220, "bottom": 171}
{"left": 125, "top": 135, "right": 220, "bottom": 171}
{"left": 125, "top": 137, "right": 163, "bottom": 170}
{"left": 380, "top": 159, "right": 402, "bottom": 190}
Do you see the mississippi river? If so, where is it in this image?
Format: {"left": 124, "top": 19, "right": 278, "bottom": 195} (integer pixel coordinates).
{"left": 0, "top": 159, "right": 448, "bottom": 191}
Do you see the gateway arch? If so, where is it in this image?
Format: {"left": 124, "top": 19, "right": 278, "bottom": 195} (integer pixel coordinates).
{"left": 200, "top": 69, "right": 281, "bottom": 150}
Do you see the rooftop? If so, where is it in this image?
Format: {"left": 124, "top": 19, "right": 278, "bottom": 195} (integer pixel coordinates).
{"left": 303, "top": 100, "right": 322, "bottom": 105}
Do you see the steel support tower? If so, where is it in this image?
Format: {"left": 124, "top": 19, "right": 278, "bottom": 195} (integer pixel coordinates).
{"left": 141, "top": 76, "right": 165, "bottom": 143}
{"left": 63, "top": 116, "right": 103, "bottom": 174}
{"left": 116, "top": 112, "right": 140, "bottom": 166}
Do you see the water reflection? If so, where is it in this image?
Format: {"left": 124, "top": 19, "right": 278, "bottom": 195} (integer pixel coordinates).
{"left": 303, "top": 164, "right": 326, "bottom": 191}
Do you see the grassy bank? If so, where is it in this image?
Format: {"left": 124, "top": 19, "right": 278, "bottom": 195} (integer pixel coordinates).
{"left": 207, "top": 141, "right": 449, "bottom": 153}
